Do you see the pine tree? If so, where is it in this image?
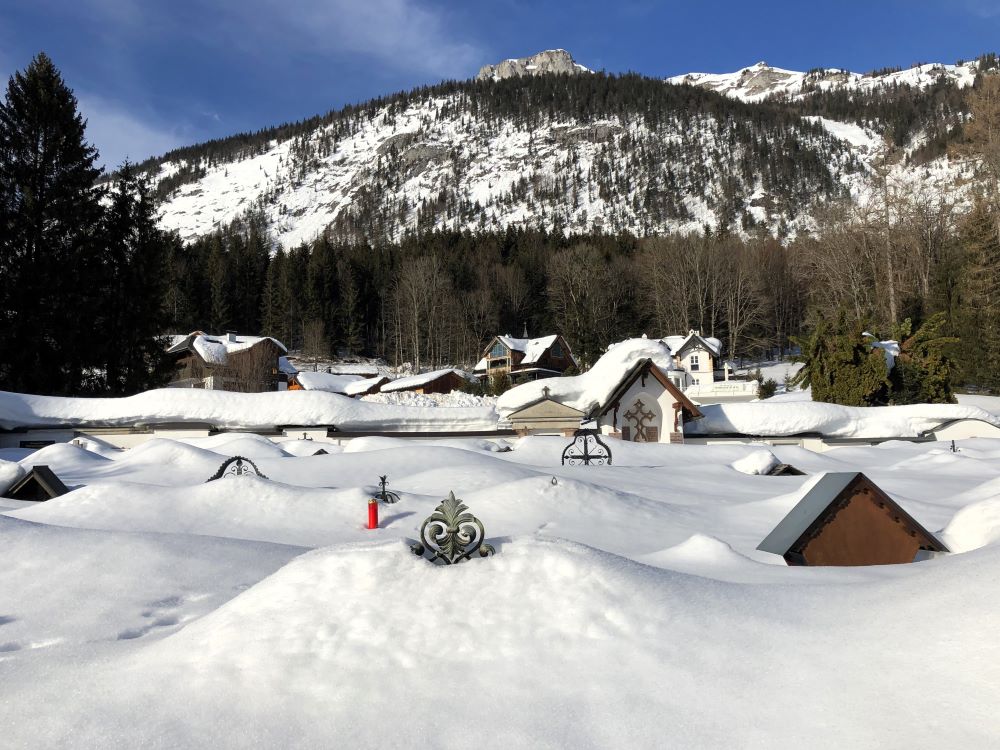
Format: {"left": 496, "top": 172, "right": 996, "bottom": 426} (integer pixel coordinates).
{"left": 0, "top": 52, "right": 104, "bottom": 394}
{"left": 887, "top": 314, "right": 958, "bottom": 404}
{"left": 792, "top": 313, "right": 889, "bottom": 406}
{"left": 98, "top": 162, "right": 173, "bottom": 393}
{"left": 957, "top": 200, "right": 1000, "bottom": 390}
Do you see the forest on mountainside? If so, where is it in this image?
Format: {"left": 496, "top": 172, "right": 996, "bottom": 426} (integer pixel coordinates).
{"left": 8, "top": 54, "right": 1000, "bottom": 397}
{"left": 164, "top": 72, "right": 1000, "bottom": 393}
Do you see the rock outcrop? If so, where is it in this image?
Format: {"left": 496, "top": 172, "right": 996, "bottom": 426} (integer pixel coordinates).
{"left": 477, "top": 49, "right": 590, "bottom": 81}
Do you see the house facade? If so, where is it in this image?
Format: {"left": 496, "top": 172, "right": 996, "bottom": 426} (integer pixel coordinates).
{"left": 662, "top": 330, "right": 729, "bottom": 387}
{"left": 475, "top": 335, "right": 577, "bottom": 384}
{"left": 379, "top": 368, "right": 475, "bottom": 396}
{"left": 166, "top": 332, "right": 290, "bottom": 392}
{"left": 505, "top": 359, "right": 702, "bottom": 443}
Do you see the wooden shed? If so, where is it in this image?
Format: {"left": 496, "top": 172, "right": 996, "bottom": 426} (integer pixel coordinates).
{"left": 380, "top": 369, "right": 474, "bottom": 396}
{"left": 3, "top": 466, "right": 69, "bottom": 501}
{"left": 757, "top": 472, "right": 948, "bottom": 566}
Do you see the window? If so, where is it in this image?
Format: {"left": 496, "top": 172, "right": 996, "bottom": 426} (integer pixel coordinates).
{"left": 490, "top": 341, "right": 507, "bottom": 358}
{"left": 552, "top": 342, "right": 562, "bottom": 358}
{"left": 689, "top": 354, "right": 700, "bottom": 371}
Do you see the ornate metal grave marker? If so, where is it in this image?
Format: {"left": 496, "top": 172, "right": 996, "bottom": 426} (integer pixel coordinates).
{"left": 411, "top": 492, "right": 495, "bottom": 565}
{"left": 205, "top": 455, "right": 268, "bottom": 482}
{"left": 561, "top": 427, "right": 613, "bottom": 466}
{"left": 376, "top": 474, "right": 400, "bottom": 504}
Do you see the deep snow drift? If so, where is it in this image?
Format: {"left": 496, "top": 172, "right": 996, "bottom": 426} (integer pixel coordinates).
{"left": 3, "top": 431, "right": 1000, "bottom": 747}
{"left": 0, "top": 388, "right": 499, "bottom": 431}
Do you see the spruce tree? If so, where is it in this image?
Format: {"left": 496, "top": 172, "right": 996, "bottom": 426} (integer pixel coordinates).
{"left": 0, "top": 52, "right": 104, "bottom": 394}
{"left": 98, "top": 162, "right": 173, "bottom": 393}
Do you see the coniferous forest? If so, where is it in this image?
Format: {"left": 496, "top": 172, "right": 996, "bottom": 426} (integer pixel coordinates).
{"left": 6, "top": 53, "right": 1000, "bottom": 396}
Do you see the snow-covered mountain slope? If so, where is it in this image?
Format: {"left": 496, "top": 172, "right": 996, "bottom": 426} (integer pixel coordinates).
{"left": 667, "top": 60, "right": 979, "bottom": 103}
{"left": 146, "top": 51, "right": 984, "bottom": 247}
{"left": 151, "top": 90, "right": 859, "bottom": 244}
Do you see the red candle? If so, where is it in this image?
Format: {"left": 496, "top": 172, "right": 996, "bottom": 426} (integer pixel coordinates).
{"left": 367, "top": 498, "right": 379, "bottom": 530}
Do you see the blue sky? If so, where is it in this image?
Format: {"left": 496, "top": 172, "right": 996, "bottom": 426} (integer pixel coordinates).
{"left": 3, "top": 0, "right": 1000, "bottom": 169}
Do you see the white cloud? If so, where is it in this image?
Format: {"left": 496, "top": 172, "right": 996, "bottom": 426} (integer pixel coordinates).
{"left": 959, "top": 0, "right": 1000, "bottom": 18}
{"left": 51, "top": 0, "right": 483, "bottom": 79}
{"left": 77, "top": 94, "right": 186, "bottom": 170}
{"left": 209, "top": 0, "right": 482, "bottom": 79}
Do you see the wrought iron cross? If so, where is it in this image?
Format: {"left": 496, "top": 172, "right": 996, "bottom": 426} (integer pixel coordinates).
{"left": 561, "top": 427, "right": 613, "bottom": 466}
{"left": 623, "top": 399, "right": 655, "bottom": 443}
{"left": 377, "top": 474, "right": 400, "bottom": 504}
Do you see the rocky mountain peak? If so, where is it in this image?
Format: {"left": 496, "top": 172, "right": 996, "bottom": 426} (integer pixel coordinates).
{"left": 477, "top": 49, "right": 590, "bottom": 81}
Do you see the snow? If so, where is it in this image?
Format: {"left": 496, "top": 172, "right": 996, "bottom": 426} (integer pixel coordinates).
{"left": 668, "top": 59, "right": 980, "bottom": 104}
{"left": 662, "top": 332, "right": 722, "bottom": 357}
{"left": 0, "top": 458, "right": 26, "bottom": 494}
{"left": 731, "top": 449, "right": 781, "bottom": 475}
{"left": 689, "top": 401, "right": 1000, "bottom": 438}
{"left": 170, "top": 332, "right": 287, "bottom": 366}
{"left": 379, "top": 368, "right": 473, "bottom": 393}
{"left": 4, "top": 430, "right": 1000, "bottom": 746}
{"left": 496, "top": 334, "right": 564, "bottom": 364}
{"left": 804, "top": 116, "right": 882, "bottom": 152}
{"left": 497, "top": 337, "right": 677, "bottom": 416}
{"left": 293, "top": 371, "right": 365, "bottom": 393}
{"left": 870, "top": 338, "right": 901, "bottom": 370}
{"left": 0, "top": 388, "right": 498, "bottom": 432}
{"left": 362, "top": 390, "right": 497, "bottom": 410}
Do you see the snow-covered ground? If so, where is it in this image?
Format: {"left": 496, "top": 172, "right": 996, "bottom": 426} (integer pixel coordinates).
{"left": 0, "top": 388, "right": 499, "bottom": 432}
{"left": 2, "top": 431, "right": 1000, "bottom": 747}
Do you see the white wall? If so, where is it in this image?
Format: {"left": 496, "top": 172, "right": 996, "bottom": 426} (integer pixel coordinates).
{"left": 599, "top": 376, "right": 680, "bottom": 443}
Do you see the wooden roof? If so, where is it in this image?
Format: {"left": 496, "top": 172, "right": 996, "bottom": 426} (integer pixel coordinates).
{"left": 4, "top": 465, "right": 69, "bottom": 501}
{"left": 757, "top": 471, "right": 948, "bottom": 557}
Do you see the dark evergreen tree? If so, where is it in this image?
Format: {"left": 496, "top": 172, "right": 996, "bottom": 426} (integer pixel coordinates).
{"left": 0, "top": 52, "right": 104, "bottom": 394}
{"left": 792, "top": 313, "right": 889, "bottom": 406}
{"left": 97, "top": 162, "right": 173, "bottom": 393}
{"left": 886, "top": 314, "right": 958, "bottom": 405}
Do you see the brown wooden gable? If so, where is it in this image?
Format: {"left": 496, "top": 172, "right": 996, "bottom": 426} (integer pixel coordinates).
{"left": 4, "top": 465, "right": 69, "bottom": 501}
{"left": 759, "top": 472, "right": 948, "bottom": 567}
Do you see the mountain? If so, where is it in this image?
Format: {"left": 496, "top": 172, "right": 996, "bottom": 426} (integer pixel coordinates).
{"left": 141, "top": 51, "right": 992, "bottom": 247}
{"left": 477, "top": 49, "right": 592, "bottom": 81}
{"left": 666, "top": 60, "right": 979, "bottom": 102}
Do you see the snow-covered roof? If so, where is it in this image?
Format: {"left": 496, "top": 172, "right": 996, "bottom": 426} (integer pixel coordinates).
{"left": 167, "top": 331, "right": 288, "bottom": 366}
{"left": 344, "top": 376, "right": 390, "bottom": 397}
{"left": 278, "top": 356, "right": 297, "bottom": 375}
{"left": 325, "top": 363, "right": 383, "bottom": 376}
{"left": 686, "top": 401, "right": 1000, "bottom": 439}
{"left": 495, "top": 334, "right": 571, "bottom": 365}
{"left": 294, "top": 372, "right": 365, "bottom": 394}
{"left": 497, "top": 337, "right": 676, "bottom": 417}
{"left": 662, "top": 332, "right": 722, "bottom": 358}
{"left": 0, "top": 388, "right": 498, "bottom": 431}
{"left": 380, "top": 369, "right": 474, "bottom": 393}
{"left": 756, "top": 472, "right": 948, "bottom": 557}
